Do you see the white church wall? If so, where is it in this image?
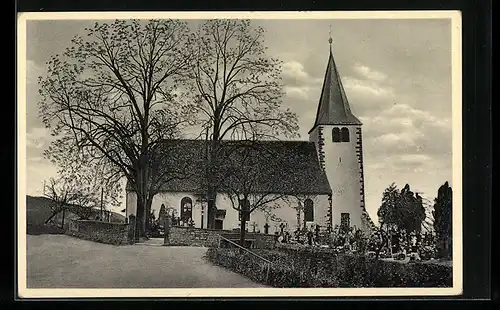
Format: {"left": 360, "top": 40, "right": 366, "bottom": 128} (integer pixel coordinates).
{"left": 126, "top": 191, "right": 330, "bottom": 233}
{"left": 151, "top": 192, "right": 208, "bottom": 228}
{"left": 126, "top": 191, "right": 208, "bottom": 228}
{"left": 214, "top": 194, "right": 330, "bottom": 233}
{"left": 311, "top": 125, "right": 365, "bottom": 231}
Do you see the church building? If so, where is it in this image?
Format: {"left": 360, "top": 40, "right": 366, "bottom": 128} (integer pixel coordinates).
{"left": 125, "top": 40, "right": 376, "bottom": 235}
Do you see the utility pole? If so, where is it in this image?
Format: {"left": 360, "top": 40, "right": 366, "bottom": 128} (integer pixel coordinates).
{"left": 201, "top": 201, "right": 204, "bottom": 229}
{"left": 100, "top": 187, "right": 104, "bottom": 221}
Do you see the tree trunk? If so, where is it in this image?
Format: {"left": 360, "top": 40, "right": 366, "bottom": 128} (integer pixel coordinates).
{"left": 296, "top": 209, "right": 301, "bottom": 229}
{"left": 240, "top": 217, "right": 247, "bottom": 250}
{"left": 144, "top": 195, "right": 154, "bottom": 235}
{"left": 135, "top": 192, "right": 146, "bottom": 240}
{"left": 207, "top": 137, "right": 220, "bottom": 229}
{"left": 375, "top": 225, "right": 387, "bottom": 260}
{"left": 45, "top": 208, "right": 62, "bottom": 224}
{"left": 135, "top": 163, "right": 150, "bottom": 239}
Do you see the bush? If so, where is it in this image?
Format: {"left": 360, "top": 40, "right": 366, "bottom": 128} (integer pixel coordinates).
{"left": 205, "top": 247, "right": 452, "bottom": 288}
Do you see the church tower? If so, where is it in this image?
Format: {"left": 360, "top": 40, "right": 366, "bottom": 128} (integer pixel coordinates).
{"left": 309, "top": 36, "right": 372, "bottom": 234}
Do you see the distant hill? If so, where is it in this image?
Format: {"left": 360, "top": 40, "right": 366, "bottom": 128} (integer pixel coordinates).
{"left": 26, "top": 195, "right": 126, "bottom": 229}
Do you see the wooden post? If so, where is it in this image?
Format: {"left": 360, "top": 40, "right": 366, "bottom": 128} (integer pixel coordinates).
{"left": 265, "top": 263, "right": 270, "bottom": 284}
{"left": 61, "top": 207, "right": 66, "bottom": 230}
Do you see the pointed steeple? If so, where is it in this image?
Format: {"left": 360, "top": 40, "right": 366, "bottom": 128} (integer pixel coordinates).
{"left": 309, "top": 38, "right": 362, "bottom": 134}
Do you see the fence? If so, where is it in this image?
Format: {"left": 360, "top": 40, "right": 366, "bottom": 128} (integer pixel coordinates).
{"left": 216, "top": 234, "right": 274, "bottom": 283}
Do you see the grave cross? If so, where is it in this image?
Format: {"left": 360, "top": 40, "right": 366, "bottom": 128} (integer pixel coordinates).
{"left": 279, "top": 223, "right": 286, "bottom": 234}
{"left": 264, "top": 223, "right": 270, "bottom": 234}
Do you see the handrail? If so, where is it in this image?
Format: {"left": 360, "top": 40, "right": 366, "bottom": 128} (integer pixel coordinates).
{"left": 217, "top": 234, "right": 272, "bottom": 265}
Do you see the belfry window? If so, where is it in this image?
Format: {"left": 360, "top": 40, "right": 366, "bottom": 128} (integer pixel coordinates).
{"left": 341, "top": 127, "right": 350, "bottom": 142}
{"left": 304, "top": 199, "right": 314, "bottom": 222}
{"left": 332, "top": 127, "right": 341, "bottom": 142}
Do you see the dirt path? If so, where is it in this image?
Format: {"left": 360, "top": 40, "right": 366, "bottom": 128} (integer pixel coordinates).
{"left": 26, "top": 234, "right": 267, "bottom": 288}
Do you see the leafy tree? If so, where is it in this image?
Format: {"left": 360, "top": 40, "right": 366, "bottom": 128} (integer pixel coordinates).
{"left": 376, "top": 183, "right": 426, "bottom": 254}
{"left": 433, "top": 181, "right": 453, "bottom": 259}
{"left": 377, "top": 183, "right": 400, "bottom": 229}
{"left": 185, "top": 19, "right": 299, "bottom": 228}
{"left": 38, "top": 20, "right": 194, "bottom": 238}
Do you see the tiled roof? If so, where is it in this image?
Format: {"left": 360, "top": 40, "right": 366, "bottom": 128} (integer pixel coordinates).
{"left": 126, "top": 139, "right": 332, "bottom": 196}
{"left": 309, "top": 49, "right": 362, "bottom": 134}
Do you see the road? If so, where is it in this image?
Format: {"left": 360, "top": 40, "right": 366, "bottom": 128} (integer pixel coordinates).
{"left": 26, "top": 234, "right": 267, "bottom": 288}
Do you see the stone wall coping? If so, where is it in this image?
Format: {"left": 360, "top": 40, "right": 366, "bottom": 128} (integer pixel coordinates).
{"left": 72, "top": 219, "right": 128, "bottom": 225}
{"left": 171, "top": 225, "right": 275, "bottom": 236}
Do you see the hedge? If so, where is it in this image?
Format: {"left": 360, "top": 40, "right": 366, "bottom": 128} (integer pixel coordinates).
{"left": 205, "top": 247, "right": 452, "bottom": 288}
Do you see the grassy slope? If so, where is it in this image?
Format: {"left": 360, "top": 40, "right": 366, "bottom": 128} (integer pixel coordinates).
{"left": 26, "top": 195, "right": 126, "bottom": 227}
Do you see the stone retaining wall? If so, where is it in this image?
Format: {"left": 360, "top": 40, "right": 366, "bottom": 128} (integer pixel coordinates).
{"left": 66, "top": 219, "right": 130, "bottom": 245}
{"left": 169, "top": 226, "right": 275, "bottom": 249}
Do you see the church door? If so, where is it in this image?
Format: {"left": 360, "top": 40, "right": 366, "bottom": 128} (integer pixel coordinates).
{"left": 214, "top": 219, "right": 223, "bottom": 230}
{"left": 180, "top": 197, "right": 193, "bottom": 224}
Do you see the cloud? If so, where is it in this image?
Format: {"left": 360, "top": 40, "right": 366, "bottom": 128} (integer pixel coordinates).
{"left": 384, "top": 104, "right": 450, "bottom": 130}
{"left": 26, "top": 127, "right": 53, "bottom": 150}
{"left": 362, "top": 104, "right": 451, "bottom": 144}
{"left": 26, "top": 59, "right": 45, "bottom": 86}
{"left": 373, "top": 132, "right": 425, "bottom": 148}
{"left": 396, "top": 154, "right": 432, "bottom": 164}
{"left": 353, "top": 63, "right": 387, "bottom": 82}
{"left": 284, "top": 86, "right": 310, "bottom": 100}
{"left": 343, "top": 77, "right": 394, "bottom": 98}
{"left": 281, "top": 60, "right": 323, "bottom": 87}
{"left": 26, "top": 159, "right": 59, "bottom": 196}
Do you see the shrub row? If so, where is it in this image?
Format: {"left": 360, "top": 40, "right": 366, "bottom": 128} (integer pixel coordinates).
{"left": 205, "top": 247, "right": 452, "bottom": 288}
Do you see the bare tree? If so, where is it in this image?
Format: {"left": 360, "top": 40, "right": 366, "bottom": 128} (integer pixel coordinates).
{"left": 43, "top": 151, "right": 122, "bottom": 227}
{"left": 185, "top": 19, "right": 299, "bottom": 228}
{"left": 218, "top": 141, "right": 298, "bottom": 248}
{"left": 38, "top": 19, "right": 194, "bottom": 238}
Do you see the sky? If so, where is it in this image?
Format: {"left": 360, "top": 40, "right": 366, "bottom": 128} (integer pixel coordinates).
{"left": 23, "top": 17, "right": 453, "bottom": 222}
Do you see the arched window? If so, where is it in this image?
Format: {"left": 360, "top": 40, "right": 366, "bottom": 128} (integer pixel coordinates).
{"left": 180, "top": 197, "right": 193, "bottom": 221}
{"left": 304, "top": 199, "right": 314, "bottom": 222}
{"left": 341, "top": 127, "right": 350, "bottom": 142}
{"left": 332, "top": 127, "right": 341, "bottom": 142}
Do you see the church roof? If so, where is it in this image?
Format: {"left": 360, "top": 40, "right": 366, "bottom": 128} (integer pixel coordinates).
{"left": 125, "top": 139, "right": 332, "bottom": 196}
{"left": 309, "top": 48, "right": 362, "bottom": 134}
